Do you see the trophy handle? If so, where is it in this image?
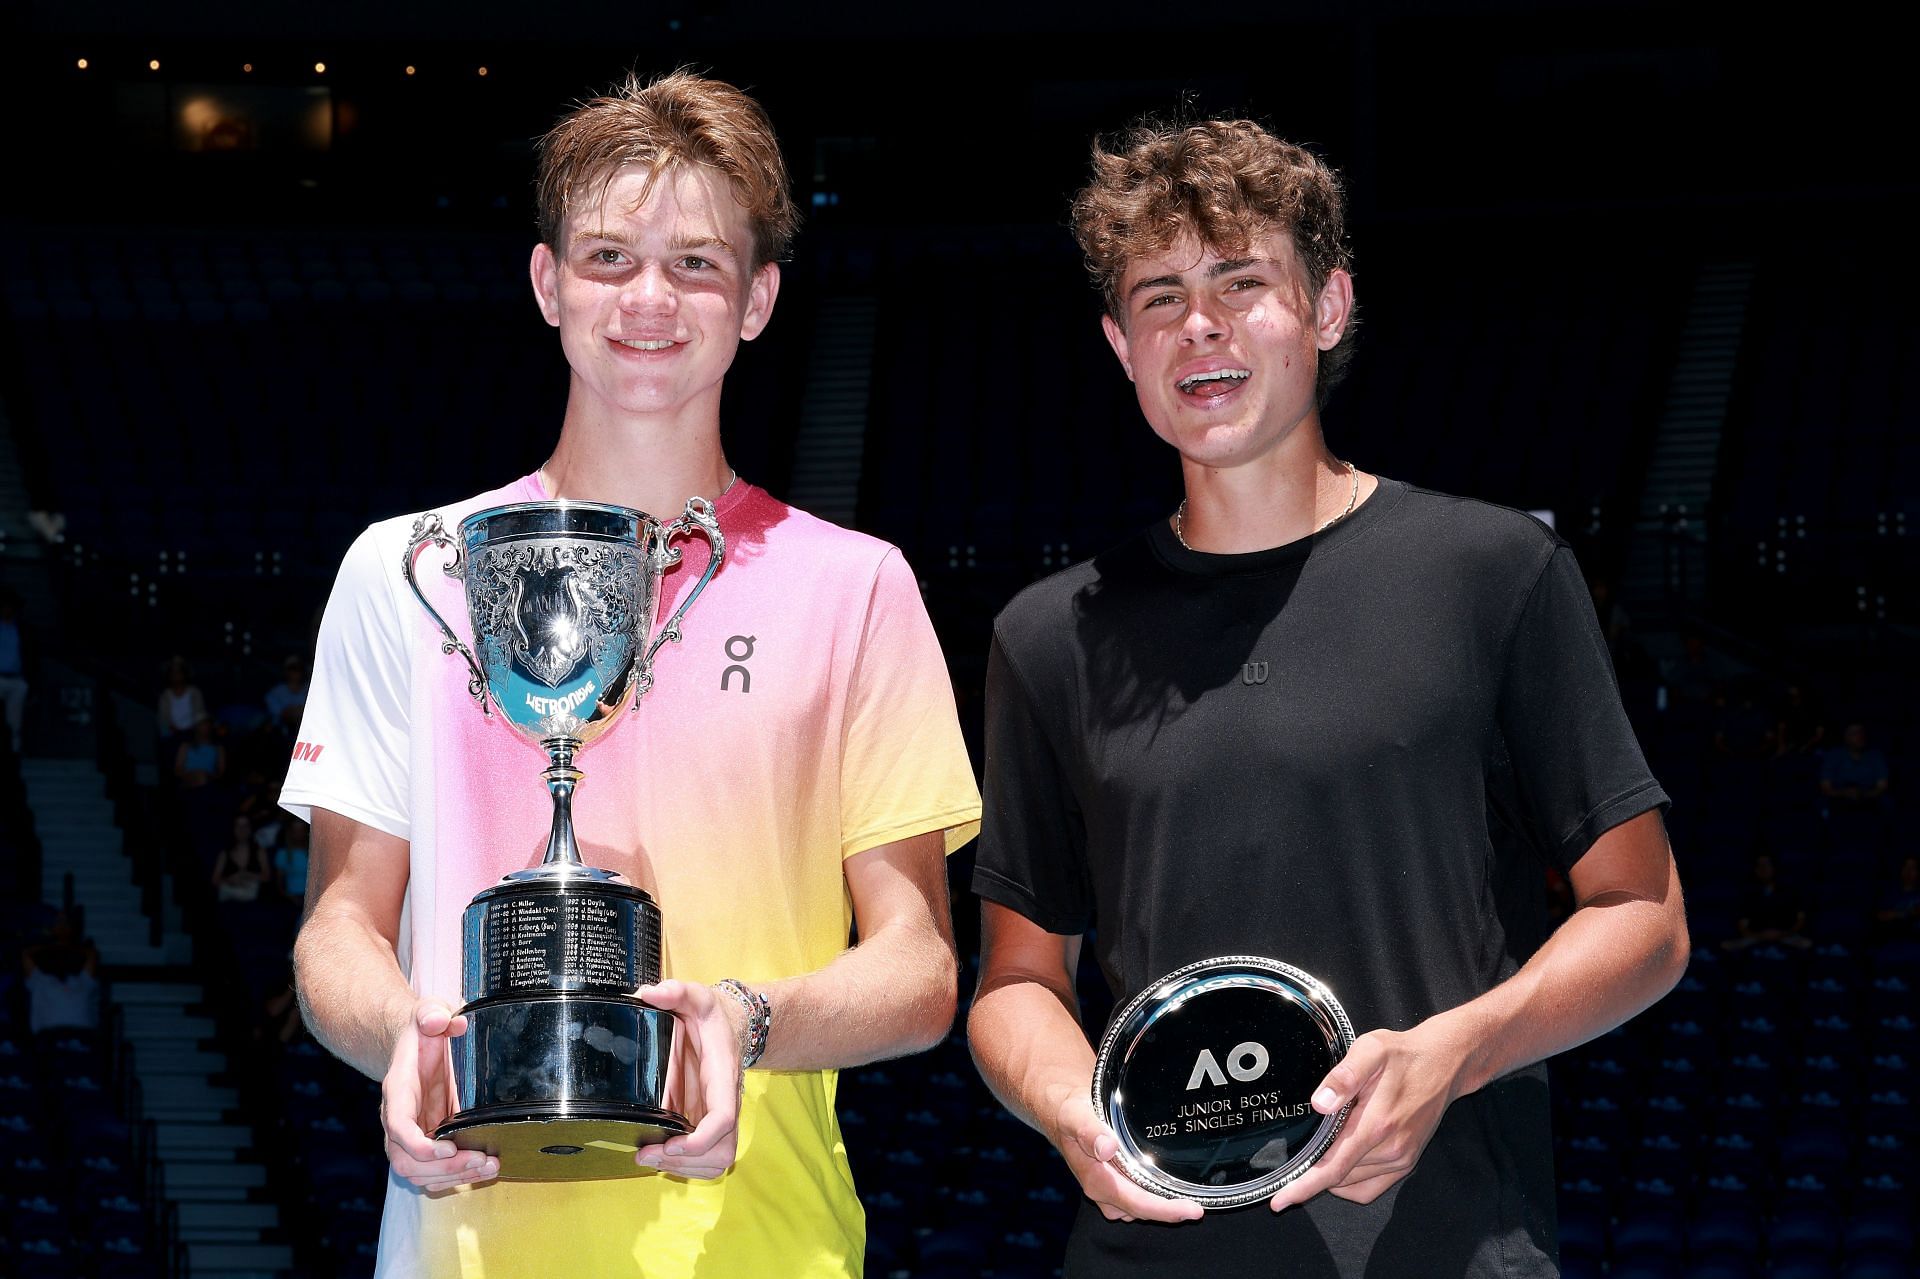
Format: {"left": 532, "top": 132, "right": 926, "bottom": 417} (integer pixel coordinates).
{"left": 644, "top": 496, "right": 726, "bottom": 665}
{"left": 403, "top": 513, "right": 491, "bottom": 716}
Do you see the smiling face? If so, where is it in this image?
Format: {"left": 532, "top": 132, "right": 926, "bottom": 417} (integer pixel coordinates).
{"left": 531, "top": 162, "right": 778, "bottom": 426}
{"left": 1101, "top": 230, "right": 1351, "bottom": 470}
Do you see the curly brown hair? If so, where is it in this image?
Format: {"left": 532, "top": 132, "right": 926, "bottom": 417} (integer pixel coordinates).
{"left": 535, "top": 70, "right": 800, "bottom": 270}
{"left": 1071, "top": 117, "right": 1356, "bottom": 399}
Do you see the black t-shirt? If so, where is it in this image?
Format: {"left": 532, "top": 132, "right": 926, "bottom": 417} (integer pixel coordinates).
{"left": 974, "top": 478, "right": 1668, "bottom": 1279}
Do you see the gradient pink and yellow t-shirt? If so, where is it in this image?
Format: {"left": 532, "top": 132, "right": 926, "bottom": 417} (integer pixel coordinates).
{"left": 282, "top": 474, "right": 982, "bottom": 1278}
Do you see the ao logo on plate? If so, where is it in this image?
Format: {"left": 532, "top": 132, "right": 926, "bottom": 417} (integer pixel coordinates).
{"left": 1185, "top": 1041, "right": 1271, "bottom": 1090}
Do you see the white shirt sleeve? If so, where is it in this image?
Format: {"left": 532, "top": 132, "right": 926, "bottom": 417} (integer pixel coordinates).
{"left": 279, "top": 522, "right": 412, "bottom": 840}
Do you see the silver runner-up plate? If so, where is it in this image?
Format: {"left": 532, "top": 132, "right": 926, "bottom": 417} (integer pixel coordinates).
{"left": 1091, "top": 956, "right": 1356, "bottom": 1209}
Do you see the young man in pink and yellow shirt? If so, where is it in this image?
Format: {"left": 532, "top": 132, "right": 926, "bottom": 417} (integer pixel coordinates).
{"left": 282, "top": 72, "right": 981, "bottom": 1278}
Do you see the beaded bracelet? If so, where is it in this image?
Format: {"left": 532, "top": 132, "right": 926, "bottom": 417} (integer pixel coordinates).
{"left": 714, "top": 978, "right": 771, "bottom": 1070}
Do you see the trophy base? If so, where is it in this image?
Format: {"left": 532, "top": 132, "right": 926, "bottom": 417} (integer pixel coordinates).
{"left": 437, "top": 1102, "right": 691, "bottom": 1181}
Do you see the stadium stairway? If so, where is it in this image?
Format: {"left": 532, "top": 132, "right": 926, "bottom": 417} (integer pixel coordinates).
{"left": 0, "top": 398, "right": 37, "bottom": 555}
{"left": 1625, "top": 262, "right": 1754, "bottom": 624}
{"left": 24, "top": 756, "right": 295, "bottom": 1277}
{"left": 785, "top": 296, "right": 877, "bottom": 528}
{"left": 26, "top": 758, "right": 187, "bottom": 969}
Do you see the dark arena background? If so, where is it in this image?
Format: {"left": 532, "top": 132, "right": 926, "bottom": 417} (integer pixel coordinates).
{"left": 0, "top": 1, "right": 1915, "bottom": 1276}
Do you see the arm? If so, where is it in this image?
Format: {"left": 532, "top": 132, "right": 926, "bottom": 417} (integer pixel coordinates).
{"left": 967, "top": 901, "right": 1202, "bottom": 1224}
{"left": 1269, "top": 808, "right": 1688, "bottom": 1210}
{"left": 296, "top": 807, "right": 496, "bottom": 1191}
{"left": 634, "top": 829, "right": 959, "bottom": 1178}
{"left": 752, "top": 829, "right": 958, "bottom": 1069}
{"left": 295, "top": 808, "right": 415, "bottom": 1076}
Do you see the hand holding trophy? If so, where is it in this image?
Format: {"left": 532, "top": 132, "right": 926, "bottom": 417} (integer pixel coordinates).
{"left": 401, "top": 496, "right": 722, "bottom": 1181}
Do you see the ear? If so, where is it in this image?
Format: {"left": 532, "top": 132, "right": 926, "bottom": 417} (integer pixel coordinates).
{"left": 530, "top": 243, "right": 561, "bottom": 328}
{"left": 1100, "top": 311, "right": 1135, "bottom": 383}
{"left": 740, "top": 262, "right": 781, "bottom": 342}
{"left": 1313, "top": 267, "right": 1354, "bottom": 351}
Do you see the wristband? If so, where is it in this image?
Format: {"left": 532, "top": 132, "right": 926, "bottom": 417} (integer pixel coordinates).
{"left": 714, "top": 978, "right": 771, "bottom": 1070}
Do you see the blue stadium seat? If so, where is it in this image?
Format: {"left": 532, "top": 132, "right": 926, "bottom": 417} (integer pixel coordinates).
{"left": 1861, "top": 1085, "right": 1917, "bottom": 1139}
{"left": 1689, "top": 1204, "right": 1763, "bottom": 1262}
{"left": 1630, "top": 1129, "right": 1697, "bottom": 1188}
{"left": 1723, "top": 1053, "right": 1787, "bottom": 1106}
{"left": 1842, "top": 1206, "right": 1914, "bottom": 1261}
{"left": 1838, "top": 1262, "right": 1910, "bottom": 1279}
{"left": 1613, "top": 1262, "right": 1683, "bottom": 1279}
{"left": 1685, "top": 1261, "right": 1756, "bottom": 1279}
{"left": 1769, "top": 1206, "right": 1842, "bottom": 1260}
{"left": 1614, "top": 1204, "right": 1687, "bottom": 1259}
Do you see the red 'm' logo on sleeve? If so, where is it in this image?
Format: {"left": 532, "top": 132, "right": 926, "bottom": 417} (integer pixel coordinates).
{"left": 292, "top": 741, "right": 326, "bottom": 763}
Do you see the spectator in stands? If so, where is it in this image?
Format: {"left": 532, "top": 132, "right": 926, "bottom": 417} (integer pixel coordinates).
{"left": 157, "top": 656, "right": 208, "bottom": 751}
{"left": 1587, "top": 575, "right": 1632, "bottom": 663}
{"left": 1773, "top": 683, "right": 1825, "bottom": 756}
{"left": 21, "top": 911, "right": 99, "bottom": 1035}
{"left": 273, "top": 817, "right": 311, "bottom": 910}
{"left": 1712, "top": 681, "right": 1776, "bottom": 760}
{"left": 1658, "top": 626, "right": 1720, "bottom": 706}
{"left": 1820, "top": 722, "right": 1890, "bottom": 813}
{"left": 173, "top": 716, "right": 225, "bottom": 790}
{"left": 264, "top": 655, "right": 308, "bottom": 737}
{"left": 0, "top": 593, "right": 27, "bottom": 755}
{"left": 261, "top": 961, "right": 305, "bottom": 1044}
{"left": 1873, "top": 855, "right": 1920, "bottom": 941}
{"left": 211, "top": 813, "right": 273, "bottom": 903}
{"left": 234, "top": 767, "right": 285, "bottom": 850}
{"left": 1723, "top": 852, "right": 1811, "bottom": 951}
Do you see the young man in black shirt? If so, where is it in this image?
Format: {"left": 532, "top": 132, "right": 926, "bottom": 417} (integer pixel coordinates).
{"left": 967, "top": 119, "right": 1691, "bottom": 1277}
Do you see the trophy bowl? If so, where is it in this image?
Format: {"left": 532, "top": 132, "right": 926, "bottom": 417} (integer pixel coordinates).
{"left": 1092, "top": 956, "right": 1355, "bottom": 1209}
{"left": 404, "top": 496, "right": 723, "bottom": 1180}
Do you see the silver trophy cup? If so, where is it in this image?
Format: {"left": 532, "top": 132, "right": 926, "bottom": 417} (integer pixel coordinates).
{"left": 402, "top": 496, "right": 723, "bottom": 1180}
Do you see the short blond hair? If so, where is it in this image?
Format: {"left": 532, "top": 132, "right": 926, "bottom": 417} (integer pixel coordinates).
{"left": 535, "top": 70, "right": 800, "bottom": 269}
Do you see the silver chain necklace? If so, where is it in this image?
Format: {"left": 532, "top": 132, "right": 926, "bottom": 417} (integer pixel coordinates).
{"left": 1173, "top": 460, "right": 1360, "bottom": 552}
